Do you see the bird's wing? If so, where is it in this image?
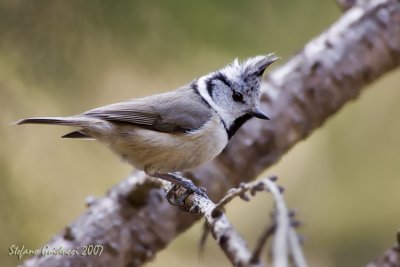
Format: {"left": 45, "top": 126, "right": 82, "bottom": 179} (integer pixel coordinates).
{"left": 83, "top": 86, "right": 213, "bottom": 133}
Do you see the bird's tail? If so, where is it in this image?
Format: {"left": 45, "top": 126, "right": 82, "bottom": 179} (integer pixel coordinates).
{"left": 15, "top": 116, "right": 85, "bottom": 126}
{"left": 15, "top": 116, "right": 96, "bottom": 139}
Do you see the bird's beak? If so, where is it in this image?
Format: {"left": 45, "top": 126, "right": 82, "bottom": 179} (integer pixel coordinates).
{"left": 250, "top": 108, "right": 270, "bottom": 120}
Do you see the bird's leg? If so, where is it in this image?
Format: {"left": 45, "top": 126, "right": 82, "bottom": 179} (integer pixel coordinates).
{"left": 153, "top": 172, "right": 207, "bottom": 196}
{"left": 152, "top": 172, "right": 208, "bottom": 206}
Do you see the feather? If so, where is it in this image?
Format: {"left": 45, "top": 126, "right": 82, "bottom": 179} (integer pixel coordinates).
{"left": 62, "top": 130, "right": 92, "bottom": 139}
{"left": 83, "top": 85, "right": 213, "bottom": 133}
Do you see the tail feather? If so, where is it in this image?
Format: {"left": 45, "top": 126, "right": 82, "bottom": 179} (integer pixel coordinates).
{"left": 16, "top": 117, "right": 83, "bottom": 126}
{"left": 62, "top": 130, "right": 92, "bottom": 139}
{"left": 15, "top": 116, "right": 104, "bottom": 139}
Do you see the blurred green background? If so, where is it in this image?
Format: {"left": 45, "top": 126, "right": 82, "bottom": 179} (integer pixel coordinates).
{"left": 1, "top": 1, "right": 399, "bottom": 266}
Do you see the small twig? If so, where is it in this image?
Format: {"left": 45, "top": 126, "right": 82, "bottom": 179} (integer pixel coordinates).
{"left": 163, "top": 181, "right": 258, "bottom": 266}
{"left": 263, "top": 179, "right": 290, "bottom": 267}
{"left": 166, "top": 175, "right": 307, "bottom": 267}
{"left": 199, "top": 222, "right": 210, "bottom": 256}
{"left": 202, "top": 200, "right": 262, "bottom": 267}
{"left": 251, "top": 223, "right": 276, "bottom": 263}
{"left": 214, "top": 183, "right": 252, "bottom": 211}
{"left": 288, "top": 228, "right": 308, "bottom": 267}
{"left": 182, "top": 190, "right": 262, "bottom": 267}
{"left": 263, "top": 179, "right": 308, "bottom": 267}
{"left": 214, "top": 177, "right": 272, "bottom": 212}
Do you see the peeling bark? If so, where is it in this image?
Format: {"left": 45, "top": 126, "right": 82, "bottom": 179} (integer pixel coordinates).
{"left": 20, "top": 0, "right": 400, "bottom": 266}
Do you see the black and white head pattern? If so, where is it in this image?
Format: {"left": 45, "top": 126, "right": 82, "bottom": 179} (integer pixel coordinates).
{"left": 194, "top": 54, "right": 278, "bottom": 138}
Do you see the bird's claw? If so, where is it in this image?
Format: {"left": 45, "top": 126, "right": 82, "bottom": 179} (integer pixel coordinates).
{"left": 165, "top": 183, "right": 209, "bottom": 212}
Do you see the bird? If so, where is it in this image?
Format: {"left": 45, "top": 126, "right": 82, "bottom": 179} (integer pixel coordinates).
{"left": 16, "top": 54, "right": 278, "bottom": 197}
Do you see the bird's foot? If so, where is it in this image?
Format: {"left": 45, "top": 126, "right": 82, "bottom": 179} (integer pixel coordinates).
{"left": 152, "top": 172, "right": 208, "bottom": 210}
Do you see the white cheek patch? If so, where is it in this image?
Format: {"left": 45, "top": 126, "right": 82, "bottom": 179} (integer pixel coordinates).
{"left": 196, "top": 75, "right": 235, "bottom": 128}
{"left": 196, "top": 75, "right": 221, "bottom": 113}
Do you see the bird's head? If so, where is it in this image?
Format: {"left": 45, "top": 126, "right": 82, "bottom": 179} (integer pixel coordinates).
{"left": 196, "top": 54, "right": 279, "bottom": 138}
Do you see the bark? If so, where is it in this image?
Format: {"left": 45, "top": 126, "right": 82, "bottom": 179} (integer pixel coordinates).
{"left": 20, "top": 0, "right": 400, "bottom": 266}
{"left": 177, "top": 176, "right": 306, "bottom": 267}
{"left": 366, "top": 247, "right": 400, "bottom": 267}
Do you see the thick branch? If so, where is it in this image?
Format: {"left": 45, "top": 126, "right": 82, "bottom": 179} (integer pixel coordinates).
{"left": 366, "top": 231, "right": 400, "bottom": 267}
{"left": 366, "top": 247, "right": 400, "bottom": 267}
{"left": 20, "top": 0, "right": 400, "bottom": 266}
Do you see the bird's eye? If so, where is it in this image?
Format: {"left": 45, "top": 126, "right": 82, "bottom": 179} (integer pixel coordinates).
{"left": 232, "top": 91, "right": 244, "bottom": 103}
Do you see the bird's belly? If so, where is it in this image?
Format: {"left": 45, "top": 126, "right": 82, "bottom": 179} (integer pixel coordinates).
{"left": 109, "top": 115, "right": 228, "bottom": 173}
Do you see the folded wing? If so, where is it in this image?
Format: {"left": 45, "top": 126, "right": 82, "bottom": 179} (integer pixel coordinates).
{"left": 83, "top": 86, "right": 213, "bottom": 133}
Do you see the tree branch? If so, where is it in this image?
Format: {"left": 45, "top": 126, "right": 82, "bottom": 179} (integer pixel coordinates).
{"left": 173, "top": 176, "right": 306, "bottom": 267}
{"left": 366, "top": 230, "right": 400, "bottom": 267}
{"left": 184, "top": 185, "right": 259, "bottom": 267}
{"left": 20, "top": 0, "right": 400, "bottom": 266}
